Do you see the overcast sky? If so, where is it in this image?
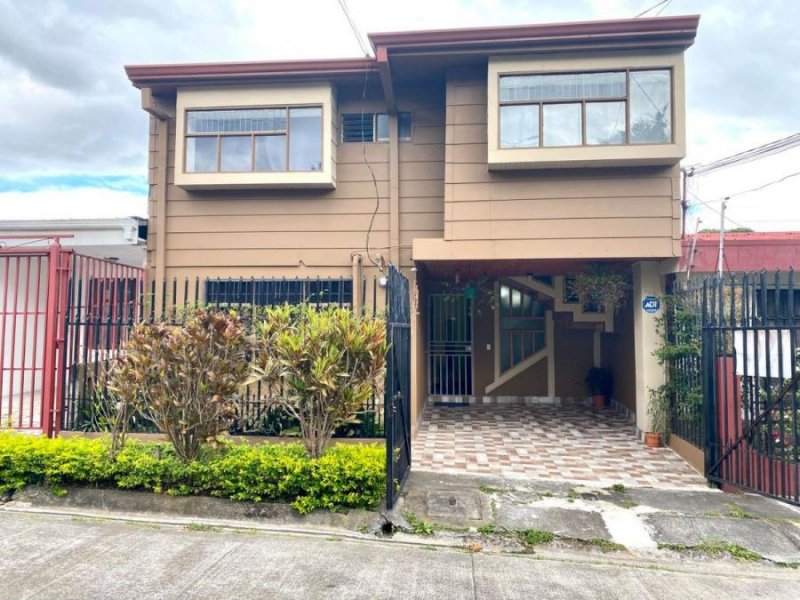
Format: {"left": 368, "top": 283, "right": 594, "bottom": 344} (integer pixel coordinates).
{"left": 0, "top": 0, "right": 798, "bottom": 231}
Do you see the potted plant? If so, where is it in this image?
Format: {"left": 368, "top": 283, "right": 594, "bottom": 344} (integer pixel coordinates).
{"left": 645, "top": 387, "right": 670, "bottom": 447}
{"left": 585, "top": 367, "right": 613, "bottom": 410}
{"left": 571, "top": 264, "right": 630, "bottom": 313}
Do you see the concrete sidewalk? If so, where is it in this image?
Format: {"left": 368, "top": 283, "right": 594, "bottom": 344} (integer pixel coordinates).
{"left": 3, "top": 471, "right": 800, "bottom": 569}
{"left": 396, "top": 471, "right": 800, "bottom": 564}
{"left": 1, "top": 510, "right": 799, "bottom": 600}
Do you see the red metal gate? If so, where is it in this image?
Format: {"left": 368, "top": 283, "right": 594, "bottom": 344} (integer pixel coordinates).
{"left": 1, "top": 240, "right": 69, "bottom": 435}
{"left": 0, "top": 238, "right": 143, "bottom": 437}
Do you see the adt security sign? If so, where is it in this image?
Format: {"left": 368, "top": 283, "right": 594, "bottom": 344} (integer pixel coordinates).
{"left": 642, "top": 296, "right": 660, "bottom": 314}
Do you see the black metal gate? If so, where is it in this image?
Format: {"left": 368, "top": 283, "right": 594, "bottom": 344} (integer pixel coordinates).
{"left": 384, "top": 265, "right": 411, "bottom": 509}
{"left": 428, "top": 293, "right": 473, "bottom": 396}
{"left": 702, "top": 272, "right": 800, "bottom": 505}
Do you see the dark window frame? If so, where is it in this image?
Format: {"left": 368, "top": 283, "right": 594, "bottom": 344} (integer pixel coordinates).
{"left": 184, "top": 104, "right": 324, "bottom": 174}
{"left": 205, "top": 278, "right": 354, "bottom": 307}
{"left": 497, "top": 68, "right": 674, "bottom": 149}
{"left": 341, "top": 112, "right": 412, "bottom": 143}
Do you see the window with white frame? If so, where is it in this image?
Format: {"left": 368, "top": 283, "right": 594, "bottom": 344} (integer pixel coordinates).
{"left": 184, "top": 106, "right": 323, "bottom": 173}
{"left": 498, "top": 69, "right": 672, "bottom": 149}
{"left": 341, "top": 112, "right": 412, "bottom": 142}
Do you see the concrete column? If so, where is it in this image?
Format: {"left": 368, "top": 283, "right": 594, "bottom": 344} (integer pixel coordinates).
{"left": 409, "top": 270, "right": 426, "bottom": 436}
{"left": 632, "top": 261, "right": 666, "bottom": 434}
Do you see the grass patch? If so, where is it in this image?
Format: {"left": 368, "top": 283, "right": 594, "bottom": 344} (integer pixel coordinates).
{"left": 608, "top": 483, "right": 627, "bottom": 493}
{"left": 576, "top": 538, "right": 627, "bottom": 553}
{"left": 477, "top": 523, "right": 499, "bottom": 535}
{"left": 518, "top": 529, "right": 555, "bottom": 546}
{"left": 658, "top": 540, "right": 761, "bottom": 562}
{"left": 724, "top": 503, "right": 753, "bottom": 519}
{"left": 404, "top": 511, "right": 436, "bottom": 536}
{"left": 478, "top": 485, "right": 504, "bottom": 494}
{"left": 185, "top": 523, "right": 219, "bottom": 532}
{"left": 619, "top": 500, "right": 638, "bottom": 509}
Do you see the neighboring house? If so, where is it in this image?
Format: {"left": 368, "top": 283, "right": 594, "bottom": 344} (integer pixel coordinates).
{"left": 0, "top": 218, "right": 146, "bottom": 431}
{"left": 680, "top": 231, "right": 800, "bottom": 275}
{"left": 0, "top": 218, "right": 147, "bottom": 268}
{"left": 125, "top": 15, "right": 699, "bottom": 438}
{"left": 678, "top": 230, "right": 800, "bottom": 324}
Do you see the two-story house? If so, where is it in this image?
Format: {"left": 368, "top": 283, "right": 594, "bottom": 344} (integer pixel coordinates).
{"left": 125, "top": 15, "right": 700, "bottom": 454}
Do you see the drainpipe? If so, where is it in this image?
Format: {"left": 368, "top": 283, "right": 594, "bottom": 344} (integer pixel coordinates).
{"left": 352, "top": 253, "right": 363, "bottom": 314}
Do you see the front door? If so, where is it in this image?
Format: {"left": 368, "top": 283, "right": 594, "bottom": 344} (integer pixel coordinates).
{"left": 428, "top": 294, "right": 473, "bottom": 396}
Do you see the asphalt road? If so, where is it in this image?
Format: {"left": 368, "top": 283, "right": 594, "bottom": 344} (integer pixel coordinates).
{"left": 0, "top": 511, "right": 797, "bottom": 599}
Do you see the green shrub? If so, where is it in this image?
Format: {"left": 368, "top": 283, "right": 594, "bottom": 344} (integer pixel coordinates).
{"left": 0, "top": 433, "right": 385, "bottom": 514}
{"left": 250, "top": 304, "right": 387, "bottom": 459}
{"left": 104, "top": 308, "right": 250, "bottom": 462}
{"left": 0, "top": 434, "right": 115, "bottom": 493}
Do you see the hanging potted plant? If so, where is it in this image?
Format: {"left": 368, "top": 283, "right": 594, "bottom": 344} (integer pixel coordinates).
{"left": 585, "top": 367, "right": 613, "bottom": 410}
{"left": 645, "top": 387, "right": 670, "bottom": 447}
{"left": 571, "top": 264, "right": 630, "bottom": 313}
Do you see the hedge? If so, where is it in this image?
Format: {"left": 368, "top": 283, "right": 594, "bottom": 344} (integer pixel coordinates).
{"left": 0, "top": 433, "right": 385, "bottom": 514}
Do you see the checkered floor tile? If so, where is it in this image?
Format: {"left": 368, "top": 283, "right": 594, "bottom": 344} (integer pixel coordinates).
{"left": 413, "top": 405, "right": 706, "bottom": 489}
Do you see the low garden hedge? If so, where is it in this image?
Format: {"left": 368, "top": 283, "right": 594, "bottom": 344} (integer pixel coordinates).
{"left": 0, "top": 433, "right": 385, "bottom": 514}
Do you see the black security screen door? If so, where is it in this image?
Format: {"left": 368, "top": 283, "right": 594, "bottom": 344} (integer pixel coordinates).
{"left": 428, "top": 294, "right": 473, "bottom": 396}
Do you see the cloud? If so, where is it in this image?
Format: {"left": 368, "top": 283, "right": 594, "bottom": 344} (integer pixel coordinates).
{"left": 0, "top": 187, "right": 147, "bottom": 220}
{"left": 0, "top": 0, "right": 798, "bottom": 230}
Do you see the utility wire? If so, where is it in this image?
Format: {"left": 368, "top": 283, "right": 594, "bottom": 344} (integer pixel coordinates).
{"left": 726, "top": 170, "right": 800, "bottom": 200}
{"left": 336, "top": 0, "right": 383, "bottom": 268}
{"left": 685, "top": 132, "right": 800, "bottom": 177}
{"left": 337, "top": 0, "right": 372, "bottom": 57}
{"left": 686, "top": 169, "right": 800, "bottom": 207}
{"left": 636, "top": 0, "right": 670, "bottom": 18}
{"left": 687, "top": 190, "right": 748, "bottom": 230}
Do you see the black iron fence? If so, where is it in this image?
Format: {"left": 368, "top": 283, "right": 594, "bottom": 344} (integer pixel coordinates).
{"left": 700, "top": 271, "right": 800, "bottom": 505}
{"left": 61, "top": 274, "right": 385, "bottom": 439}
{"left": 666, "top": 277, "right": 705, "bottom": 448}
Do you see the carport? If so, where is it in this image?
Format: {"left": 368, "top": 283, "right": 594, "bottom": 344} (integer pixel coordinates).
{"left": 413, "top": 402, "right": 706, "bottom": 488}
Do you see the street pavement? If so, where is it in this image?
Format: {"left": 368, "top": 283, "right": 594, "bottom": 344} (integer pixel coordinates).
{"left": 0, "top": 510, "right": 798, "bottom": 600}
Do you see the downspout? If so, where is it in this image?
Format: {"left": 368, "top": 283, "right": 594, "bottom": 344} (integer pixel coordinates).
{"left": 141, "top": 88, "right": 172, "bottom": 315}
{"left": 389, "top": 113, "right": 400, "bottom": 267}
{"left": 351, "top": 253, "right": 363, "bottom": 314}
{"left": 376, "top": 46, "right": 400, "bottom": 267}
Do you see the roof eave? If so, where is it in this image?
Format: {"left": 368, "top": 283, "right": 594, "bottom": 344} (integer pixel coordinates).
{"left": 368, "top": 14, "right": 700, "bottom": 54}
{"left": 125, "top": 57, "right": 377, "bottom": 88}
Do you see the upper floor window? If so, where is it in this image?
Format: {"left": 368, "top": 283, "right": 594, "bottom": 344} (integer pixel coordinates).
{"left": 342, "top": 112, "right": 412, "bottom": 142}
{"left": 498, "top": 69, "right": 672, "bottom": 149}
{"left": 185, "top": 106, "right": 323, "bottom": 173}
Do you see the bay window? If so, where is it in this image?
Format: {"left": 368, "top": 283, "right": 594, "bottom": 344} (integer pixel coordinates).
{"left": 498, "top": 69, "right": 672, "bottom": 148}
{"left": 184, "top": 106, "right": 323, "bottom": 173}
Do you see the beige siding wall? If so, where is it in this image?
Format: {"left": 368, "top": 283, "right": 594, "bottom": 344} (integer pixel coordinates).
{"left": 151, "top": 83, "right": 445, "bottom": 297}
{"left": 440, "top": 68, "right": 682, "bottom": 261}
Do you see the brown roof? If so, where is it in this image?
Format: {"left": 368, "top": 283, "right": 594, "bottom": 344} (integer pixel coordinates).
{"left": 368, "top": 15, "right": 699, "bottom": 50}
{"left": 125, "top": 15, "right": 699, "bottom": 88}
{"left": 125, "top": 57, "right": 376, "bottom": 88}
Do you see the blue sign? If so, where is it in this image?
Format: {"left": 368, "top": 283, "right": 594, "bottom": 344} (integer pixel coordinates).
{"left": 642, "top": 296, "right": 661, "bottom": 314}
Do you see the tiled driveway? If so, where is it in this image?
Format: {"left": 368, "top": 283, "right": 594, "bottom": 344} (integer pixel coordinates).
{"left": 413, "top": 404, "right": 707, "bottom": 489}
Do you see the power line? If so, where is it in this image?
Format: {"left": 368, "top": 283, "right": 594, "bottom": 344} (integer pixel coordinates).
{"left": 685, "top": 132, "right": 800, "bottom": 177}
{"left": 686, "top": 169, "right": 800, "bottom": 208}
{"left": 636, "top": 0, "right": 670, "bottom": 18}
{"left": 337, "top": 0, "right": 371, "bottom": 57}
{"left": 726, "top": 170, "right": 800, "bottom": 200}
{"left": 687, "top": 191, "right": 748, "bottom": 230}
